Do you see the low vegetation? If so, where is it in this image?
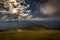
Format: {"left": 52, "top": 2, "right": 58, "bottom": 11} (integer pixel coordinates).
{"left": 0, "top": 29, "right": 60, "bottom": 40}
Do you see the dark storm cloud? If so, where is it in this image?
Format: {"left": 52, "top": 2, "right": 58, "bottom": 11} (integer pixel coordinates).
{"left": 27, "top": 0, "right": 48, "bottom": 17}
{"left": 26, "top": 0, "right": 60, "bottom": 21}
{"left": 30, "top": 0, "right": 60, "bottom": 16}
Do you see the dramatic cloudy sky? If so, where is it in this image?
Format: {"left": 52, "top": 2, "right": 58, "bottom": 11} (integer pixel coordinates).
{"left": 26, "top": 0, "right": 60, "bottom": 18}
{"left": 0, "top": 0, "right": 60, "bottom": 30}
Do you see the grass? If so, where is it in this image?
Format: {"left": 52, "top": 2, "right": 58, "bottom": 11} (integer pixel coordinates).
{"left": 0, "top": 30, "right": 60, "bottom": 40}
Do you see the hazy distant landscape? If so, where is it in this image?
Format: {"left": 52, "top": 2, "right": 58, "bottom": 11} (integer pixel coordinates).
{"left": 0, "top": 20, "right": 60, "bottom": 30}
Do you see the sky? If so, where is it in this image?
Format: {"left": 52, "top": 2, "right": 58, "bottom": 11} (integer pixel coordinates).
{"left": 25, "top": 0, "right": 60, "bottom": 18}
{"left": 0, "top": 0, "right": 60, "bottom": 20}
{"left": 0, "top": 0, "right": 60, "bottom": 30}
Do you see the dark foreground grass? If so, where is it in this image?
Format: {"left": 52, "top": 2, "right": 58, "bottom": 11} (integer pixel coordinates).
{"left": 0, "top": 30, "right": 60, "bottom": 40}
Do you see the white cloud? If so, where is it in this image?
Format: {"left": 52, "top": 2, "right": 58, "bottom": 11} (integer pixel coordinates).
{"left": 40, "top": 0, "right": 60, "bottom": 16}
{"left": 40, "top": 5, "right": 57, "bottom": 16}
{"left": 30, "top": 17, "right": 60, "bottom": 21}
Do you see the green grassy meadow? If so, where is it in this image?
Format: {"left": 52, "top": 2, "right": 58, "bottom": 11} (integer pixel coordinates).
{"left": 0, "top": 30, "right": 60, "bottom": 40}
